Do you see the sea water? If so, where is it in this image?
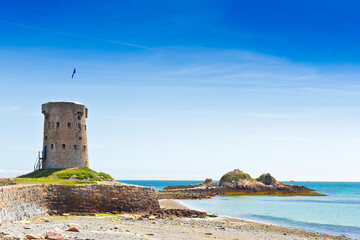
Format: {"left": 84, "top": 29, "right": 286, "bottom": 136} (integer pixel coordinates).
{"left": 119, "top": 181, "right": 360, "bottom": 239}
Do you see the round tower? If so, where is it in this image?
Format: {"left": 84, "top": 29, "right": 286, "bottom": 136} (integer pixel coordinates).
{"left": 41, "top": 101, "right": 89, "bottom": 169}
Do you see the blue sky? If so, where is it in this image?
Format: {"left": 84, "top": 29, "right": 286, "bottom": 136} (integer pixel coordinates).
{"left": 1, "top": 1, "right": 360, "bottom": 180}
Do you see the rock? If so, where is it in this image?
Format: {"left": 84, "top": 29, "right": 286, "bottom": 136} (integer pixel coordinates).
{"left": 256, "top": 173, "right": 277, "bottom": 185}
{"left": 202, "top": 178, "right": 218, "bottom": 187}
{"left": 219, "top": 169, "right": 255, "bottom": 188}
{"left": 45, "top": 231, "right": 65, "bottom": 240}
{"left": 147, "top": 209, "right": 207, "bottom": 219}
{"left": 148, "top": 215, "right": 156, "bottom": 220}
{"left": 26, "top": 235, "right": 44, "bottom": 239}
{"left": 61, "top": 213, "right": 70, "bottom": 216}
{"left": 13, "top": 220, "right": 31, "bottom": 224}
{"left": 49, "top": 210, "right": 57, "bottom": 216}
{"left": 66, "top": 227, "right": 80, "bottom": 232}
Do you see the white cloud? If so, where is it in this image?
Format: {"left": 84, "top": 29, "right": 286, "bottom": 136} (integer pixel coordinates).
{"left": 0, "top": 169, "right": 24, "bottom": 173}
{"left": 0, "top": 106, "right": 19, "bottom": 113}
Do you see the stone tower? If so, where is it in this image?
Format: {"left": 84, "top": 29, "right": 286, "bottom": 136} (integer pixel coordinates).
{"left": 41, "top": 101, "right": 89, "bottom": 169}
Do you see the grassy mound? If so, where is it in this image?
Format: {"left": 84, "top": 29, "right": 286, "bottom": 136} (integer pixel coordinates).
{"left": 15, "top": 167, "right": 113, "bottom": 185}
{"left": 219, "top": 169, "right": 253, "bottom": 184}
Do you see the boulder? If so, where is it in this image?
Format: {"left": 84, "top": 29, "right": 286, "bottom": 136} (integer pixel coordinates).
{"left": 45, "top": 231, "right": 65, "bottom": 240}
{"left": 66, "top": 227, "right": 80, "bottom": 232}
{"left": 256, "top": 173, "right": 278, "bottom": 185}
{"left": 201, "top": 178, "right": 218, "bottom": 187}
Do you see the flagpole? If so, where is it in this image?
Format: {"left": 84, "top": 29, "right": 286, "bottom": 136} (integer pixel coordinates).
{"left": 75, "top": 67, "right": 77, "bottom": 102}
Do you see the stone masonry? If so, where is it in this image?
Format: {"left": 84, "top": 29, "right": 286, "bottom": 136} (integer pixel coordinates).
{"left": 48, "top": 185, "right": 160, "bottom": 214}
{"left": 0, "top": 185, "right": 49, "bottom": 223}
{"left": 0, "top": 184, "right": 160, "bottom": 223}
{"left": 42, "top": 101, "right": 89, "bottom": 169}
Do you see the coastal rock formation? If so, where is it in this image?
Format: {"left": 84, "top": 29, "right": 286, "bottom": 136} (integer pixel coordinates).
{"left": 158, "top": 178, "right": 224, "bottom": 199}
{"left": 219, "top": 170, "right": 323, "bottom": 196}
{"left": 163, "top": 178, "right": 218, "bottom": 190}
{"left": 256, "top": 173, "right": 277, "bottom": 185}
{"left": 145, "top": 209, "right": 207, "bottom": 219}
{"left": 157, "top": 188, "right": 224, "bottom": 199}
{"left": 158, "top": 169, "right": 326, "bottom": 199}
{"left": 219, "top": 169, "right": 255, "bottom": 188}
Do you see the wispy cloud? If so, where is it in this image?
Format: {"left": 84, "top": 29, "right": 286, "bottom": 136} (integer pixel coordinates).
{"left": 0, "top": 169, "right": 24, "bottom": 173}
{"left": 0, "top": 106, "right": 19, "bottom": 113}
{"left": 244, "top": 112, "right": 314, "bottom": 119}
{"left": 301, "top": 87, "right": 360, "bottom": 96}
{"left": 0, "top": 19, "right": 160, "bottom": 51}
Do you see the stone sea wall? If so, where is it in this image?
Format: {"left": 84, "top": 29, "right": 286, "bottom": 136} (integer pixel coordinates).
{"left": 48, "top": 184, "right": 160, "bottom": 214}
{"left": 0, "top": 185, "right": 49, "bottom": 223}
{"left": 0, "top": 184, "right": 159, "bottom": 223}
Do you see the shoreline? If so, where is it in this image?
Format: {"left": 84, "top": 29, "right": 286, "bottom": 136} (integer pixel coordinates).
{"left": 160, "top": 199, "right": 355, "bottom": 239}
{"left": 0, "top": 202, "right": 354, "bottom": 240}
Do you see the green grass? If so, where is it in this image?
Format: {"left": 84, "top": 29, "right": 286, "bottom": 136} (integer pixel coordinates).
{"left": 97, "top": 213, "right": 120, "bottom": 217}
{"left": 15, "top": 167, "right": 113, "bottom": 185}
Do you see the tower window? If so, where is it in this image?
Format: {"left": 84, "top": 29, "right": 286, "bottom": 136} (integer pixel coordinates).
{"left": 74, "top": 145, "right": 78, "bottom": 150}
{"left": 83, "top": 145, "right": 86, "bottom": 151}
{"left": 48, "top": 122, "right": 51, "bottom": 129}
{"left": 84, "top": 125, "right": 86, "bottom": 130}
{"left": 62, "top": 144, "right": 66, "bottom": 150}
{"left": 45, "top": 136, "right": 47, "bottom": 140}
{"left": 77, "top": 123, "right": 81, "bottom": 130}
{"left": 67, "top": 122, "right": 71, "bottom": 129}
{"left": 56, "top": 122, "right": 60, "bottom": 128}
{"left": 77, "top": 116, "right": 81, "bottom": 120}
{"left": 51, "top": 144, "right": 54, "bottom": 149}
{"left": 79, "top": 137, "right": 82, "bottom": 140}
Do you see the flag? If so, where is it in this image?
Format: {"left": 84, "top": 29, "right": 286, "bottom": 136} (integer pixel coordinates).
{"left": 72, "top": 67, "right": 76, "bottom": 78}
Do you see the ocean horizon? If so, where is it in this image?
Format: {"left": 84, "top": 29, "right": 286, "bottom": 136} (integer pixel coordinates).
{"left": 119, "top": 180, "right": 360, "bottom": 239}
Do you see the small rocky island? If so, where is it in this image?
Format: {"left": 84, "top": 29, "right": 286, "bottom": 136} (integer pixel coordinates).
{"left": 157, "top": 169, "right": 326, "bottom": 199}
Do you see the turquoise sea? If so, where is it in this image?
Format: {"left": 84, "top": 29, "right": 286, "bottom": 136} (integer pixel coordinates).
{"left": 119, "top": 180, "right": 360, "bottom": 239}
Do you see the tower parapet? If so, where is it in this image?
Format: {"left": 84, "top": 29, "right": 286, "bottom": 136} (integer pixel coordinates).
{"left": 41, "top": 101, "right": 89, "bottom": 169}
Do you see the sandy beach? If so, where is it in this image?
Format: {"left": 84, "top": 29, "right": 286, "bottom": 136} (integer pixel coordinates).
{"left": 0, "top": 200, "right": 353, "bottom": 240}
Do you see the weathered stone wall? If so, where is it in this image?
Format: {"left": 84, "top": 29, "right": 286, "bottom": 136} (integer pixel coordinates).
{"left": 0, "top": 185, "right": 49, "bottom": 223}
{"left": 0, "top": 184, "right": 159, "bottom": 223}
{"left": 42, "top": 101, "right": 89, "bottom": 169}
{"left": 48, "top": 185, "right": 160, "bottom": 214}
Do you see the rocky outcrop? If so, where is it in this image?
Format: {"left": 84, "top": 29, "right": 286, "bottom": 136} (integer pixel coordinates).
{"left": 219, "top": 169, "right": 256, "bottom": 188}
{"left": 158, "top": 178, "right": 223, "bottom": 199}
{"left": 157, "top": 188, "right": 223, "bottom": 199}
{"left": 219, "top": 170, "right": 324, "bottom": 196}
{"left": 158, "top": 169, "right": 326, "bottom": 199}
{"left": 256, "top": 173, "right": 277, "bottom": 185}
{"left": 163, "top": 178, "right": 218, "bottom": 190}
{"left": 145, "top": 209, "right": 207, "bottom": 219}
